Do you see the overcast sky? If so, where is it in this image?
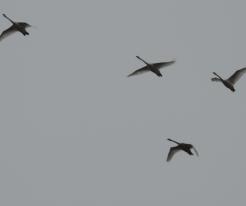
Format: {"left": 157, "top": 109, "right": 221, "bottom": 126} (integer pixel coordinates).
{"left": 1, "top": 0, "right": 246, "bottom": 205}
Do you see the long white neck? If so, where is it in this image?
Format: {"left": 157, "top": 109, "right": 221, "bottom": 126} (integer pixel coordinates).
{"left": 2, "top": 14, "right": 15, "bottom": 24}
{"left": 213, "top": 72, "right": 224, "bottom": 81}
{"left": 167, "top": 138, "right": 180, "bottom": 145}
{"left": 136, "top": 56, "right": 150, "bottom": 65}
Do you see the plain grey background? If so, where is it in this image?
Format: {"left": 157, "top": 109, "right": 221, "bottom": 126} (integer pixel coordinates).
{"left": 0, "top": 0, "right": 246, "bottom": 205}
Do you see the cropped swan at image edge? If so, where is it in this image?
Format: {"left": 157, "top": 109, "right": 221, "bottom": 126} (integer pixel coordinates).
{"left": 0, "top": 14, "right": 31, "bottom": 41}
{"left": 211, "top": 67, "right": 246, "bottom": 92}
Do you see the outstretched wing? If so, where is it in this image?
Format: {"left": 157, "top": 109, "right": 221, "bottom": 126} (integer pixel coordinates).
{"left": 153, "top": 60, "right": 175, "bottom": 70}
{"left": 211, "top": 77, "right": 221, "bottom": 82}
{"left": 192, "top": 146, "right": 199, "bottom": 156}
{"left": 127, "top": 66, "right": 149, "bottom": 77}
{"left": 167, "top": 146, "right": 180, "bottom": 162}
{"left": 17, "top": 22, "right": 30, "bottom": 28}
{"left": 0, "top": 25, "right": 16, "bottom": 41}
{"left": 227, "top": 67, "right": 246, "bottom": 84}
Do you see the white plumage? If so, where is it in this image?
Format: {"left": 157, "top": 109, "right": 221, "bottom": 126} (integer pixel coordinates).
{"left": 128, "top": 56, "right": 175, "bottom": 77}
{"left": 211, "top": 67, "right": 246, "bottom": 92}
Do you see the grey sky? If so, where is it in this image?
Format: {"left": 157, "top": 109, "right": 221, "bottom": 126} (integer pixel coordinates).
{"left": 0, "top": 0, "right": 246, "bottom": 205}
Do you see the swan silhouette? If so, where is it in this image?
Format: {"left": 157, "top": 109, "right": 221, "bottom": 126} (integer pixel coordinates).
{"left": 166, "top": 138, "right": 199, "bottom": 162}
{"left": 211, "top": 67, "right": 246, "bottom": 92}
{"left": 127, "top": 56, "right": 175, "bottom": 77}
{"left": 0, "top": 14, "right": 31, "bottom": 41}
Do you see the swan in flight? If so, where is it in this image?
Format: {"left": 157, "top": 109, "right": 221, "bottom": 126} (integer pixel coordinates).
{"left": 166, "top": 138, "right": 199, "bottom": 162}
{"left": 211, "top": 67, "right": 246, "bottom": 92}
{"left": 127, "top": 56, "right": 175, "bottom": 77}
{"left": 0, "top": 14, "right": 31, "bottom": 41}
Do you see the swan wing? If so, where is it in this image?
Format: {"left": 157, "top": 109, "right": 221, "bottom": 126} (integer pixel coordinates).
{"left": 192, "top": 146, "right": 199, "bottom": 156}
{"left": 17, "top": 22, "right": 31, "bottom": 28}
{"left": 227, "top": 67, "right": 246, "bottom": 84}
{"left": 127, "top": 66, "right": 149, "bottom": 77}
{"left": 0, "top": 25, "right": 16, "bottom": 41}
{"left": 167, "top": 146, "right": 180, "bottom": 162}
{"left": 153, "top": 60, "right": 175, "bottom": 70}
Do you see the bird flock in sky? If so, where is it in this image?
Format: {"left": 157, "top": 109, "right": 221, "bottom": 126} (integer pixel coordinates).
{"left": 1, "top": 13, "right": 246, "bottom": 162}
